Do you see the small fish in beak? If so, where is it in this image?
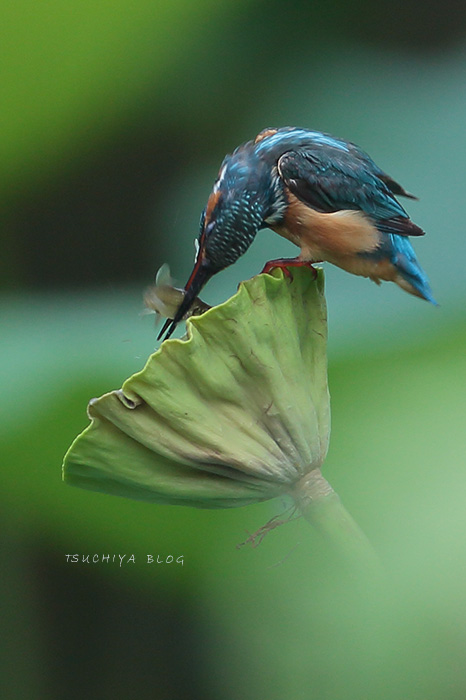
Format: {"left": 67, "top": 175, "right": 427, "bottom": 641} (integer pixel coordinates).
{"left": 144, "top": 264, "right": 211, "bottom": 332}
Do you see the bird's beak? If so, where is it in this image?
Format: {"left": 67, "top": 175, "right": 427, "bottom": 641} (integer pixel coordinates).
{"left": 157, "top": 259, "right": 214, "bottom": 341}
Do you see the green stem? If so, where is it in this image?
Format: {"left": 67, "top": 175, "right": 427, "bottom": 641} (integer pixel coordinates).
{"left": 291, "top": 470, "right": 382, "bottom": 576}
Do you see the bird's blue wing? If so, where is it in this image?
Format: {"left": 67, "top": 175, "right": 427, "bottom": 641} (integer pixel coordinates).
{"left": 278, "top": 147, "right": 424, "bottom": 236}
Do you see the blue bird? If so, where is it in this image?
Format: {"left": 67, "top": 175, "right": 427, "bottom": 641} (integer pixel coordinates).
{"left": 159, "top": 126, "right": 435, "bottom": 340}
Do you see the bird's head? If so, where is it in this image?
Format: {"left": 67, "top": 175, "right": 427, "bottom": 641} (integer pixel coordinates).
{"left": 159, "top": 144, "right": 276, "bottom": 340}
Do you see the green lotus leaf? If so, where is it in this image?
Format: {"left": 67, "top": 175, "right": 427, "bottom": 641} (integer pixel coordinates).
{"left": 63, "top": 268, "right": 330, "bottom": 508}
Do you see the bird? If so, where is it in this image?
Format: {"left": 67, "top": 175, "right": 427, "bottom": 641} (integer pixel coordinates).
{"left": 158, "top": 126, "right": 435, "bottom": 341}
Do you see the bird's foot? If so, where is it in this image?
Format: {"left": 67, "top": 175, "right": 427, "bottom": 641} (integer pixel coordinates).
{"left": 261, "top": 258, "right": 320, "bottom": 281}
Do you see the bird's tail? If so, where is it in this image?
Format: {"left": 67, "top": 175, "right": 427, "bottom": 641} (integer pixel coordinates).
{"left": 390, "top": 235, "right": 437, "bottom": 304}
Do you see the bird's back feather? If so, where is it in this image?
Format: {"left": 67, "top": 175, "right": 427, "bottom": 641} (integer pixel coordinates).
{"left": 276, "top": 146, "right": 415, "bottom": 224}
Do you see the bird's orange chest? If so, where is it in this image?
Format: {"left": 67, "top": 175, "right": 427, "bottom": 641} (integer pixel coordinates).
{"left": 272, "top": 193, "right": 381, "bottom": 261}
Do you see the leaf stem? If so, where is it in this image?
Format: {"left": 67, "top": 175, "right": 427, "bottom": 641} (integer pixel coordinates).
{"left": 291, "top": 470, "right": 383, "bottom": 577}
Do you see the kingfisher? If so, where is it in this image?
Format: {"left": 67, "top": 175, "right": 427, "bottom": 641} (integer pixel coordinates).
{"left": 158, "top": 126, "right": 435, "bottom": 341}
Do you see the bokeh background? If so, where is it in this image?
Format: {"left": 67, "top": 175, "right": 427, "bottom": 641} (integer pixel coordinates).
{"left": 2, "top": 2, "right": 466, "bottom": 698}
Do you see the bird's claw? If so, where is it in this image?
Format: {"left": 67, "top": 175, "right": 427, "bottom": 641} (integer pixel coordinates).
{"left": 261, "top": 258, "right": 319, "bottom": 282}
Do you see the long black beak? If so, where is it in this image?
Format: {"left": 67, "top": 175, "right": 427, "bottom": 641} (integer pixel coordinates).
{"left": 157, "top": 259, "right": 214, "bottom": 342}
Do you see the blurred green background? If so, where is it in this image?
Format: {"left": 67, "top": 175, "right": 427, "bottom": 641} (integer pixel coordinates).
{"left": 2, "top": 1, "right": 466, "bottom": 698}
